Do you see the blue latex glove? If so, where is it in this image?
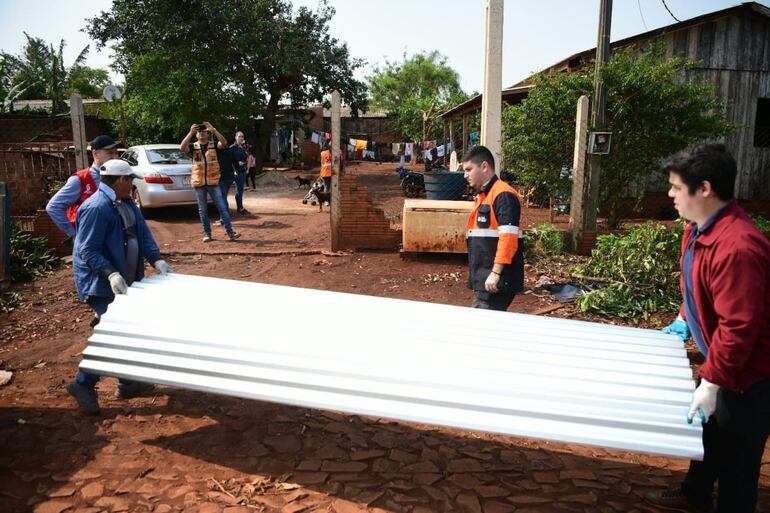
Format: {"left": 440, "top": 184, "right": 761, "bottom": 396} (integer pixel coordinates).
{"left": 662, "top": 318, "right": 690, "bottom": 341}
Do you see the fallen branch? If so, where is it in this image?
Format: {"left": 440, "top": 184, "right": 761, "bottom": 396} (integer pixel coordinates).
{"left": 209, "top": 477, "right": 239, "bottom": 501}
{"left": 531, "top": 304, "right": 564, "bottom": 316}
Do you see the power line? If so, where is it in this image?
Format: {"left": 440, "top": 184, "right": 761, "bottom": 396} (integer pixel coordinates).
{"left": 661, "top": 0, "right": 681, "bottom": 22}
{"left": 637, "top": 0, "right": 648, "bottom": 30}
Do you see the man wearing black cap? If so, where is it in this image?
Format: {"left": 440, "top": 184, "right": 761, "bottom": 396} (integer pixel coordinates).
{"left": 67, "top": 158, "right": 172, "bottom": 414}
{"left": 45, "top": 135, "right": 120, "bottom": 245}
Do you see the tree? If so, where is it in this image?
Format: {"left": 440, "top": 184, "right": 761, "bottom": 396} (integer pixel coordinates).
{"left": 0, "top": 33, "right": 109, "bottom": 113}
{"left": 89, "top": 0, "right": 368, "bottom": 168}
{"left": 368, "top": 51, "right": 467, "bottom": 149}
{"left": 502, "top": 43, "right": 732, "bottom": 227}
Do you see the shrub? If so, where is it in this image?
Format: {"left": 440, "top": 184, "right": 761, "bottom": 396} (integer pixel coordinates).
{"left": 524, "top": 223, "right": 564, "bottom": 262}
{"left": 10, "top": 222, "right": 59, "bottom": 282}
{"left": 572, "top": 222, "right": 683, "bottom": 319}
{"left": 750, "top": 214, "right": 770, "bottom": 234}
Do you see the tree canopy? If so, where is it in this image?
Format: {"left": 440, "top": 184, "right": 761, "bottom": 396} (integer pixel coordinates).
{"left": 0, "top": 33, "right": 108, "bottom": 113}
{"left": 502, "top": 43, "right": 732, "bottom": 227}
{"left": 88, "top": 0, "right": 368, "bottom": 158}
{"left": 367, "top": 51, "right": 467, "bottom": 144}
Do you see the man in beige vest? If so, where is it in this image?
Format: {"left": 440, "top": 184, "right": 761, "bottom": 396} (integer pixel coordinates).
{"left": 180, "top": 121, "right": 240, "bottom": 242}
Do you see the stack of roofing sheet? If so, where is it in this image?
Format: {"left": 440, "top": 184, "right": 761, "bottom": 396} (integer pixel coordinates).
{"left": 80, "top": 273, "right": 703, "bottom": 459}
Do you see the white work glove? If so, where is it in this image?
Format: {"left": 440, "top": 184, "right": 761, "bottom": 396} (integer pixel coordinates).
{"left": 485, "top": 271, "right": 500, "bottom": 293}
{"left": 153, "top": 259, "right": 172, "bottom": 275}
{"left": 108, "top": 272, "right": 128, "bottom": 295}
{"left": 687, "top": 377, "right": 720, "bottom": 424}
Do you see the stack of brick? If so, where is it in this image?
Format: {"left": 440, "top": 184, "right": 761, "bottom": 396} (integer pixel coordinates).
{"left": 335, "top": 174, "right": 400, "bottom": 250}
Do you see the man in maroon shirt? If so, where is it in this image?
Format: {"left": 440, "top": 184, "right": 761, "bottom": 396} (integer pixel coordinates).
{"left": 646, "top": 143, "right": 770, "bottom": 513}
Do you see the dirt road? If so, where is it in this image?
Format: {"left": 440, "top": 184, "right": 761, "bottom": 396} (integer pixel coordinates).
{"left": 1, "top": 165, "right": 767, "bottom": 513}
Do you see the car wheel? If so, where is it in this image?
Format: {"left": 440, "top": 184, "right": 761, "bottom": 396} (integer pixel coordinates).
{"left": 132, "top": 187, "right": 150, "bottom": 217}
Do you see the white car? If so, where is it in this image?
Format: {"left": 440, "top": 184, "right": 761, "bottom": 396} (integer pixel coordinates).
{"left": 121, "top": 144, "right": 201, "bottom": 211}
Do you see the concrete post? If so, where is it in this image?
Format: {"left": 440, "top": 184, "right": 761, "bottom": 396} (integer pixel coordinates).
{"left": 480, "top": 0, "right": 504, "bottom": 175}
{"left": 70, "top": 94, "right": 87, "bottom": 169}
{"left": 569, "top": 96, "right": 590, "bottom": 251}
{"left": 330, "top": 90, "right": 342, "bottom": 251}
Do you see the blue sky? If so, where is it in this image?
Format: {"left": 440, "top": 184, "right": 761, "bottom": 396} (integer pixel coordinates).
{"left": 1, "top": 0, "right": 766, "bottom": 94}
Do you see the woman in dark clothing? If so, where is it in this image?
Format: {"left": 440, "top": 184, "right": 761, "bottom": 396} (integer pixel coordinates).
{"left": 246, "top": 144, "right": 257, "bottom": 190}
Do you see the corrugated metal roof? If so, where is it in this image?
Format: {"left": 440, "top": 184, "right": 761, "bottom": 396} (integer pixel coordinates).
{"left": 80, "top": 273, "right": 703, "bottom": 459}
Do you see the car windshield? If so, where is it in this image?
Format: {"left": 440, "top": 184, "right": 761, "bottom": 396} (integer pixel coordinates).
{"left": 145, "top": 148, "right": 191, "bottom": 165}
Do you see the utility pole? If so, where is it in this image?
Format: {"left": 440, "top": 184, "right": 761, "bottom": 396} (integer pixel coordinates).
{"left": 480, "top": 0, "right": 504, "bottom": 175}
{"left": 584, "top": 0, "right": 612, "bottom": 230}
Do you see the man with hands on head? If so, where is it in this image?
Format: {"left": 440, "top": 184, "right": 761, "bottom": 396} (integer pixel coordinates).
{"left": 67, "top": 159, "right": 172, "bottom": 415}
{"left": 646, "top": 143, "right": 770, "bottom": 513}
{"left": 462, "top": 145, "right": 524, "bottom": 311}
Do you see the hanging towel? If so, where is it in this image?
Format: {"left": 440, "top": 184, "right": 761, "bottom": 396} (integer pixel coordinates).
{"left": 355, "top": 139, "right": 367, "bottom": 151}
{"left": 311, "top": 131, "right": 320, "bottom": 144}
{"left": 392, "top": 143, "right": 400, "bottom": 154}
{"left": 405, "top": 143, "right": 413, "bottom": 157}
{"left": 436, "top": 144, "right": 445, "bottom": 157}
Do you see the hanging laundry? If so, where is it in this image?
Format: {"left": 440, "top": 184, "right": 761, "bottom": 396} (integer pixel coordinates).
{"left": 392, "top": 143, "right": 400, "bottom": 154}
{"left": 423, "top": 150, "right": 432, "bottom": 161}
{"left": 324, "top": 132, "right": 331, "bottom": 140}
{"left": 311, "top": 131, "right": 320, "bottom": 144}
{"left": 436, "top": 145, "right": 445, "bottom": 157}
{"left": 423, "top": 140, "right": 431, "bottom": 150}
{"left": 405, "top": 143, "right": 413, "bottom": 157}
{"left": 355, "top": 139, "right": 367, "bottom": 151}
{"left": 349, "top": 138, "right": 357, "bottom": 147}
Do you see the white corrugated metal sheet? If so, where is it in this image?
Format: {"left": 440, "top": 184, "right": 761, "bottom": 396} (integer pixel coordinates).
{"left": 80, "top": 273, "right": 703, "bottom": 459}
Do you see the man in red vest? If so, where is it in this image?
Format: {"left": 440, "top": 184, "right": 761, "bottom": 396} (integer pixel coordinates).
{"left": 463, "top": 145, "right": 524, "bottom": 311}
{"left": 46, "top": 135, "right": 119, "bottom": 246}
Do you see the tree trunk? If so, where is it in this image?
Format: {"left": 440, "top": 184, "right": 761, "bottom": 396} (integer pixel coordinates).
{"left": 254, "top": 91, "right": 281, "bottom": 174}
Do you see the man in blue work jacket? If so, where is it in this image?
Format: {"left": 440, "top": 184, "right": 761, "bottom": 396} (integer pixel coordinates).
{"left": 67, "top": 159, "right": 173, "bottom": 414}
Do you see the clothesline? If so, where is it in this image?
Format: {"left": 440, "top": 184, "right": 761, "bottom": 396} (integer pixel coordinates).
{"left": 309, "top": 128, "right": 479, "bottom": 161}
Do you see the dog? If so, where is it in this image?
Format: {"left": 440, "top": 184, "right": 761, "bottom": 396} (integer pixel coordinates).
{"left": 294, "top": 175, "right": 312, "bottom": 188}
{"left": 310, "top": 184, "right": 331, "bottom": 212}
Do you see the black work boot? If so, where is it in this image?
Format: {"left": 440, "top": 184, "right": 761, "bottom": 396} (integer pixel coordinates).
{"left": 115, "top": 380, "right": 155, "bottom": 399}
{"left": 643, "top": 487, "right": 713, "bottom": 513}
{"left": 67, "top": 381, "right": 100, "bottom": 414}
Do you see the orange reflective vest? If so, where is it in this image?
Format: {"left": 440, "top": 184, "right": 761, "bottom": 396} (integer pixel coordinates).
{"left": 65, "top": 168, "right": 98, "bottom": 225}
{"left": 466, "top": 175, "right": 524, "bottom": 294}
{"left": 320, "top": 149, "right": 332, "bottom": 178}
{"left": 191, "top": 141, "right": 221, "bottom": 187}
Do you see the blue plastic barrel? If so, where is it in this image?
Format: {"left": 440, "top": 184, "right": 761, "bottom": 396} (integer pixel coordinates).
{"left": 423, "top": 171, "right": 466, "bottom": 200}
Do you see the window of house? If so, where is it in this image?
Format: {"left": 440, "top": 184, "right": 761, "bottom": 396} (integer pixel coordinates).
{"left": 754, "top": 98, "right": 770, "bottom": 148}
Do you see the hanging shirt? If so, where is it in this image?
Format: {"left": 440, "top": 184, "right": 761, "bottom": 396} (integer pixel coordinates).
{"left": 311, "top": 131, "right": 320, "bottom": 144}
{"left": 437, "top": 145, "right": 445, "bottom": 157}
{"left": 355, "top": 139, "right": 367, "bottom": 151}
{"left": 406, "top": 143, "right": 413, "bottom": 157}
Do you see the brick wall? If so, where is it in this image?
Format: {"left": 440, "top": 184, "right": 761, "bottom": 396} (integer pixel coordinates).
{"left": 0, "top": 146, "right": 77, "bottom": 216}
{"left": 334, "top": 174, "right": 401, "bottom": 250}
{"left": 30, "top": 209, "right": 69, "bottom": 255}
